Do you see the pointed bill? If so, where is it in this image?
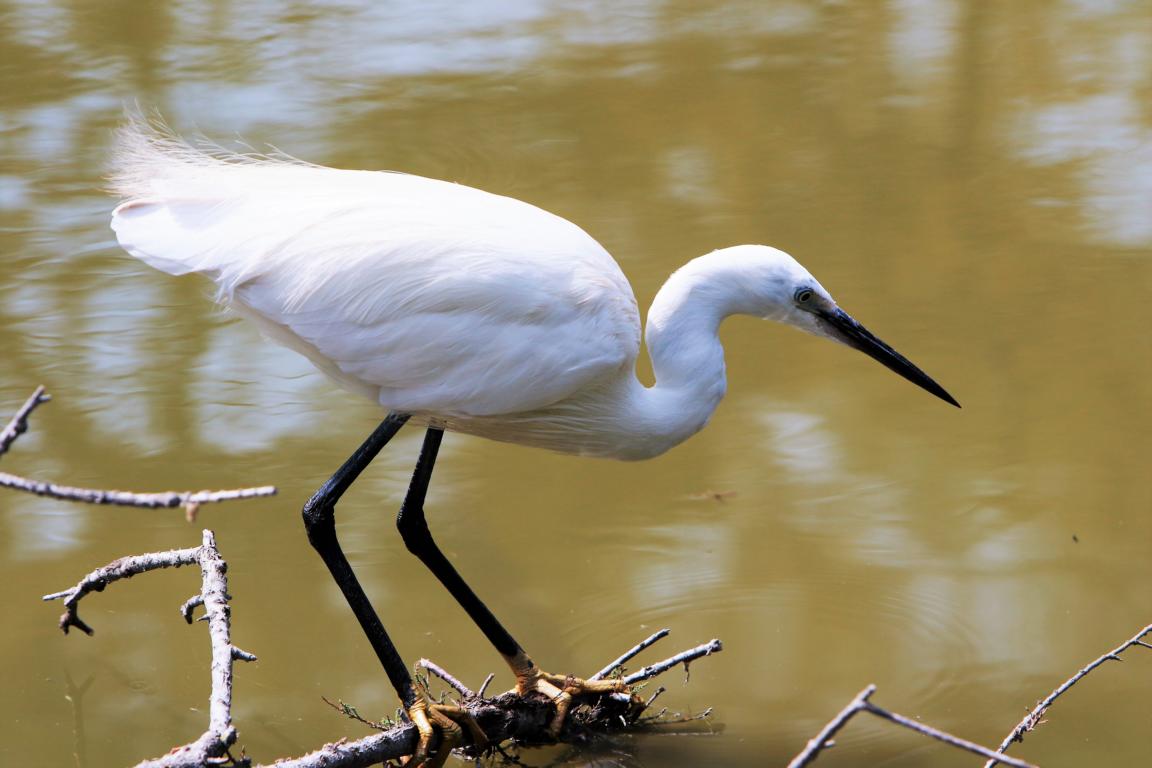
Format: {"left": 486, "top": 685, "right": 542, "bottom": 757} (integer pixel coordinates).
{"left": 818, "top": 308, "right": 960, "bottom": 407}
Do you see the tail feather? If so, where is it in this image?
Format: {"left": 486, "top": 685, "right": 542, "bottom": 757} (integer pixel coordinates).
{"left": 108, "top": 115, "right": 317, "bottom": 280}
{"left": 109, "top": 114, "right": 318, "bottom": 198}
{"left": 109, "top": 115, "right": 219, "bottom": 200}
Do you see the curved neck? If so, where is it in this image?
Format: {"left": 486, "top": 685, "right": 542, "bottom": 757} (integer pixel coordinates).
{"left": 625, "top": 253, "right": 762, "bottom": 457}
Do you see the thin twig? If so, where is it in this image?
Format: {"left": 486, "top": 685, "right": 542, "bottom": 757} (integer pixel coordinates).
{"left": 787, "top": 685, "right": 1037, "bottom": 768}
{"left": 0, "top": 387, "right": 276, "bottom": 511}
{"left": 477, "top": 672, "right": 495, "bottom": 699}
{"left": 622, "top": 639, "right": 722, "bottom": 685}
{"left": 984, "top": 621, "right": 1152, "bottom": 767}
{"left": 641, "top": 708, "right": 714, "bottom": 728}
{"left": 0, "top": 473, "right": 276, "bottom": 509}
{"left": 44, "top": 544, "right": 203, "bottom": 635}
{"left": 180, "top": 595, "right": 205, "bottom": 623}
{"left": 321, "top": 697, "right": 390, "bottom": 731}
{"left": 864, "top": 700, "right": 1035, "bottom": 768}
{"left": 644, "top": 686, "right": 666, "bottom": 710}
{"left": 417, "top": 658, "right": 474, "bottom": 699}
{"left": 589, "top": 628, "right": 670, "bottom": 681}
{"left": 0, "top": 386, "right": 50, "bottom": 458}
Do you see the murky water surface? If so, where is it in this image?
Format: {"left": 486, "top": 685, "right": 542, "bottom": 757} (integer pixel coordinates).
{"left": 2, "top": 2, "right": 1150, "bottom": 766}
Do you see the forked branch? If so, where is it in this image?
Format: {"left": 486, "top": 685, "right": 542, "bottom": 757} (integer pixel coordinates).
{"left": 45, "top": 530, "right": 256, "bottom": 768}
{"left": 43, "top": 542, "right": 202, "bottom": 635}
{"left": 791, "top": 618, "right": 1152, "bottom": 767}
{"left": 786, "top": 685, "right": 1037, "bottom": 768}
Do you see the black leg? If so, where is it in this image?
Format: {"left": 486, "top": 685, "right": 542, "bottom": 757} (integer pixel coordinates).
{"left": 397, "top": 428, "right": 632, "bottom": 740}
{"left": 301, "top": 412, "right": 417, "bottom": 706}
{"left": 397, "top": 428, "right": 523, "bottom": 660}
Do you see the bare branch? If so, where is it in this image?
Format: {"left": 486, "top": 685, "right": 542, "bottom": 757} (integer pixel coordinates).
{"left": 477, "top": 672, "right": 495, "bottom": 699}
{"left": 43, "top": 544, "right": 202, "bottom": 635}
{"left": 267, "top": 728, "right": 417, "bottom": 768}
{"left": 232, "top": 647, "right": 258, "bottom": 663}
{"left": 0, "top": 472, "right": 276, "bottom": 509}
{"left": 48, "top": 530, "right": 255, "bottom": 768}
{"left": 0, "top": 385, "right": 49, "bottom": 458}
{"left": 590, "top": 628, "right": 670, "bottom": 681}
{"left": 787, "top": 685, "right": 1038, "bottom": 768}
{"left": 0, "top": 387, "right": 276, "bottom": 511}
{"left": 622, "top": 639, "right": 722, "bottom": 685}
{"left": 864, "top": 700, "right": 1036, "bottom": 768}
{"left": 643, "top": 686, "right": 667, "bottom": 710}
{"left": 984, "top": 621, "right": 1152, "bottom": 767}
{"left": 417, "top": 658, "right": 474, "bottom": 699}
{"left": 181, "top": 594, "right": 205, "bottom": 622}
{"left": 134, "top": 531, "right": 255, "bottom": 767}
{"left": 786, "top": 685, "right": 875, "bottom": 768}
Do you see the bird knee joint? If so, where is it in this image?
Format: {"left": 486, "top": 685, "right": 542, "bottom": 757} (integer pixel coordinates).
{"left": 396, "top": 509, "right": 432, "bottom": 550}
{"left": 301, "top": 500, "right": 335, "bottom": 542}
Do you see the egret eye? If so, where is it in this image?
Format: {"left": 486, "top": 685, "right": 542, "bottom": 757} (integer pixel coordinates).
{"left": 794, "top": 288, "right": 813, "bottom": 304}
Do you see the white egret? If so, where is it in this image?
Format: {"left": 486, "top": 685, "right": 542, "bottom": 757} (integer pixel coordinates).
{"left": 109, "top": 120, "right": 958, "bottom": 766}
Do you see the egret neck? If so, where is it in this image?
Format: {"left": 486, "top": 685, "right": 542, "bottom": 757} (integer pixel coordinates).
{"left": 628, "top": 251, "right": 766, "bottom": 457}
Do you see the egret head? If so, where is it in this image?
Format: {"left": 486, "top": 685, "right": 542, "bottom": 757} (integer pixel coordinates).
{"left": 718, "top": 245, "right": 960, "bottom": 407}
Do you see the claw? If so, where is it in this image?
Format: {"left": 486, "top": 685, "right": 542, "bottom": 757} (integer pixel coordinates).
{"left": 506, "top": 651, "right": 635, "bottom": 737}
{"left": 405, "top": 697, "right": 440, "bottom": 768}
{"left": 404, "top": 688, "right": 488, "bottom": 768}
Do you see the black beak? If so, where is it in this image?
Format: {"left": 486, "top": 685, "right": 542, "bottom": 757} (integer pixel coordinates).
{"left": 818, "top": 308, "right": 960, "bottom": 408}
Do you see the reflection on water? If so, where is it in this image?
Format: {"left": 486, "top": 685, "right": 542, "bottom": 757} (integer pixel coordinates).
{"left": 2, "top": 1, "right": 1151, "bottom": 766}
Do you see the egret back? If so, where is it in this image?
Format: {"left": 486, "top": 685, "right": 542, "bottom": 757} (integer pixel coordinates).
{"left": 110, "top": 125, "right": 641, "bottom": 417}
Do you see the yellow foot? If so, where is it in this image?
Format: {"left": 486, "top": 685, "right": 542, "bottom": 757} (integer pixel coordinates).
{"left": 404, "top": 691, "right": 488, "bottom": 768}
{"left": 507, "top": 650, "right": 638, "bottom": 736}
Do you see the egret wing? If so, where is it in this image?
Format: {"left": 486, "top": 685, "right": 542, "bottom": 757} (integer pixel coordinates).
{"left": 112, "top": 161, "right": 640, "bottom": 416}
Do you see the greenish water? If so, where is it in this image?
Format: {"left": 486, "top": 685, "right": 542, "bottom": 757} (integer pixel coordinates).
{"left": 2, "top": 2, "right": 1150, "bottom": 766}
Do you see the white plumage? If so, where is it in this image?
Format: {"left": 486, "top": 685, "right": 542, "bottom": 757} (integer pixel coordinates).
{"left": 110, "top": 122, "right": 956, "bottom": 461}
